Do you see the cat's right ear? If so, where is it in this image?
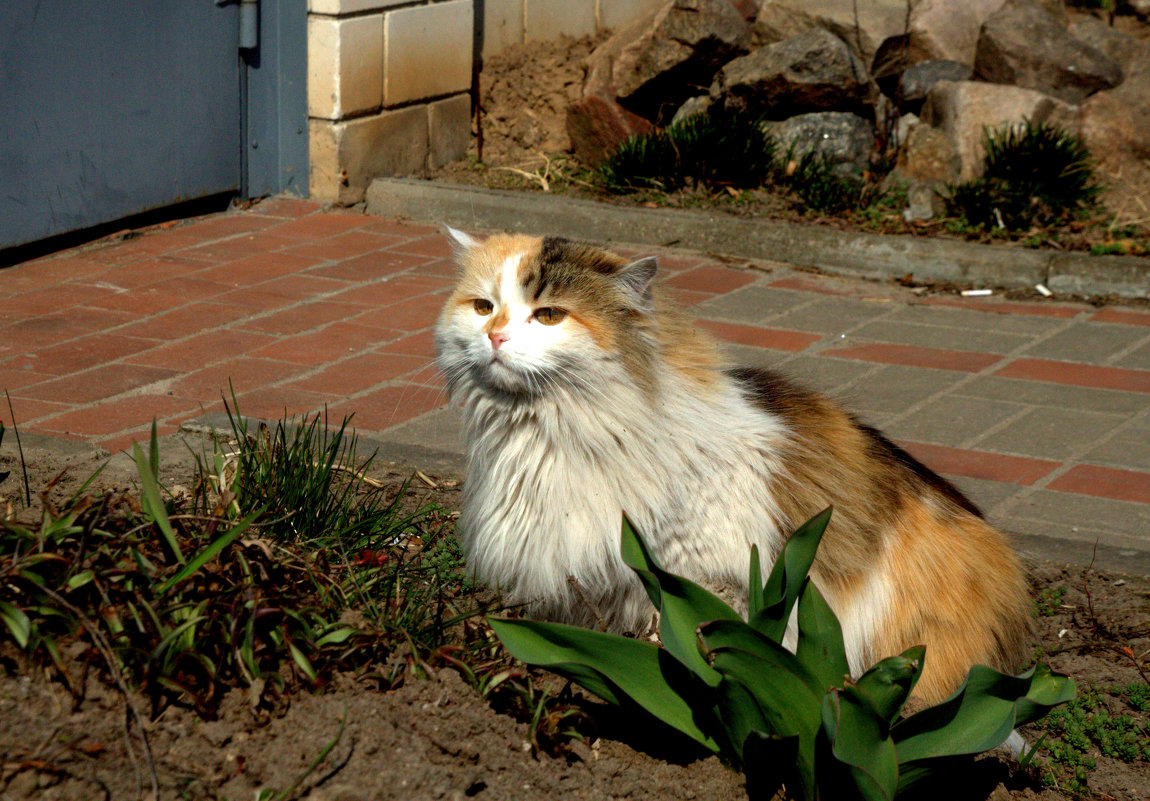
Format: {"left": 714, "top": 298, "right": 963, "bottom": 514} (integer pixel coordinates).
{"left": 615, "top": 256, "right": 658, "bottom": 312}
{"left": 443, "top": 225, "right": 480, "bottom": 257}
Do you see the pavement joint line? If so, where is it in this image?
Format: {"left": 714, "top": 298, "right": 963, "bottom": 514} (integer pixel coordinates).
{"left": 956, "top": 404, "right": 1037, "bottom": 453}
{"left": 5, "top": 257, "right": 449, "bottom": 407}
{"left": 1102, "top": 326, "right": 1150, "bottom": 368}
{"left": 872, "top": 308, "right": 1086, "bottom": 433}
{"left": 990, "top": 402, "right": 1150, "bottom": 520}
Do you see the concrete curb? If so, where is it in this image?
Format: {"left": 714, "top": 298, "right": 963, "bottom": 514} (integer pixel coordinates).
{"left": 365, "top": 178, "right": 1148, "bottom": 299}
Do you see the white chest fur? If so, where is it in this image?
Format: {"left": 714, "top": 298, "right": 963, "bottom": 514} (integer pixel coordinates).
{"left": 453, "top": 370, "right": 792, "bottom": 632}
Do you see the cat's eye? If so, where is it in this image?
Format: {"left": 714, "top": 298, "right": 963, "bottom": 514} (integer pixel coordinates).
{"left": 534, "top": 307, "right": 567, "bottom": 325}
{"left": 473, "top": 298, "right": 494, "bottom": 315}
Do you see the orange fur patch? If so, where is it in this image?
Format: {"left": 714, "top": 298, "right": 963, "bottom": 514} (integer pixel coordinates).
{"left": 871, "top": 499, "right": 1030, "bottom": 702}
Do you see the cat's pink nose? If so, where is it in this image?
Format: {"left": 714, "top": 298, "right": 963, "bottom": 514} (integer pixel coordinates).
{"left": 489, "top": 331, "right": 509, "bottom": 350}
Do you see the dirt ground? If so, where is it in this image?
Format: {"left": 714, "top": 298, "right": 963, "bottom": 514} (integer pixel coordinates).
{"left": 2, "top": 441, "right": 1149, "bottom": 801}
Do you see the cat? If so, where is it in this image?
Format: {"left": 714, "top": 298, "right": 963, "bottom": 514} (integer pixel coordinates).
{"left": 434, "top": 227, "right": 1031, "bottom": 703}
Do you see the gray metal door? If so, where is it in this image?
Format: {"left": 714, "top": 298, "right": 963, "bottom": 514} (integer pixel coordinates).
{"left": 0, "top": 1, "right": 306, "bottom": 251}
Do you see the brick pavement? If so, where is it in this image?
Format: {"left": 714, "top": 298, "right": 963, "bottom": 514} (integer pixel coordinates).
{"left": 1, "top": 198, "right": 1149, "bottom": 564}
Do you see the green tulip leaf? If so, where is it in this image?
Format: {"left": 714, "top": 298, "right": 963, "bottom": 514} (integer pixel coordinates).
{"left": 619, "top": 515, "right": 739, "bottom": 685}
{"left": 489, "top": 615, "right": 720, "bottom": 751}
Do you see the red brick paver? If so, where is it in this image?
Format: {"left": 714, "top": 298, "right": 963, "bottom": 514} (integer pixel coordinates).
{"left": 825, "top": 343, "right": 1002, "bottom": 373}
{"left": 996, "top": 358, "right": 1150, "bottom": 394}
{"left": 698, "top": 320, "right": 821, "bottom": 352}
{"left": 898, "top": 441, "right": 1061, "bottom": 487}
{"left": 1047, "top": 465, "right": 1150, "bottom": 505}
{"left": 665, "top": 266, "right": 758, "bottom": 295}
{"left": 1090, "top": 308, "right": 1150, "bottom": 327}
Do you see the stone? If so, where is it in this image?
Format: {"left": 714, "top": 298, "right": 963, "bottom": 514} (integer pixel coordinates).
{"left": 567, "top": 0, "right": 749, "bottom": 163}
{"left": 609, "top": 0, "right": 751, "bottom": 122}
{"left": 903, "top": 182, "right": 945, "bottom": 221}
{"left": 1128, "top": 0, "right": 1150, "bottom": 20}
{"left": 1068, "top": 17, "right": 1150, "bottom": 227}
{"left": 670, "top": 95, "right": 712, "bottom": 125}
{"left": 895, "top": 60, "right": 972, "bottom": 113}
{"left": 973, "top": 0, "right": 1123, "bottom": 104}
{"left": 893, "top": 112, "right": 920, "bottom": 150}
{"left": 920, "top": 80, "right": 1079, "bottom": 181}
{"left": 871, "top": 0, "right": 1006, "bottom": 91}
{"left": 566, "top": 94, "right": 654, "bottom": 165}
{"left": 714, "top": 28, "right": 873, "bottom": 120}
{"left": 752, "top": 0, "right": 908, "bottom": 65}
{"left": 895, "top": 121, "right": 958, "bottom": 183}
{"left": 765, "top": 111, "right": 875, "bottom": 177}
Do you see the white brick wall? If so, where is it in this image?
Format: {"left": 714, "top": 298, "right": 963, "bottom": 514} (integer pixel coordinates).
{"left": 523, "top": 0, "right": 596, "bottom": 43}
{"left": 596, "top": 0, "right": 665, "bottom": 34}
{"left": 482, "top": 0, "right": 525, "bottom": 59}
{"left": 307, "top": 14, "right": 383, "bottom": 120}
{"left": 308, "top": 0, "right": 408, "bottom": 14}
{"left": 383, "top": 0, "right": 474, "bottom": 107}
{"left": 306, "top": 0, "right": 662, "bottom": 200}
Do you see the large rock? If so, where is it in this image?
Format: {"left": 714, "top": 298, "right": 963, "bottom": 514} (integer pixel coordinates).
{"left": 896, "top": 60, "right": 972, "bottom": 112}
{"left": 752, "top": 0, "right": 908, "bottom": 65}
{"left": 920, "top": 80, "right": 1079, "bottom": 180}
{"left": 609, "top": 0, "right": 751, "bottom": 122}
{"left": 566, "top": 0, "right": 749, "bottom": 163}
{"left": 565, "top": 94, "right": 654, "bottom": 166}
{"left": 871, "top": 0, "right": 1007, "bottom": 89}
{"left": 765, "top": 111, "right": 875, "bottom": 176}
{"left": 1068, "top": 17, "right": 1150, "bottom": 228}
{"left": 896, "top": 121, "right": 958, "bottom": 183}
{"left": 713, "top": 28, "right": 873, "bottom": 120}
{"left": 973, "top": 0, "right": 1123, "bottom": 104}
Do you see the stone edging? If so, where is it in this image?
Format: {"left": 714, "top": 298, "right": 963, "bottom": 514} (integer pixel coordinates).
{"left": 365, "top": 178, "right": 1148, "bottom": 299}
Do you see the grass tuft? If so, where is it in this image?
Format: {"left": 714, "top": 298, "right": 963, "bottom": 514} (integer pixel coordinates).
{"left": 945, "top": 120, "right": 1100, "bottom": 231}
{"left": 597, "top": 110, "right": 777, "bottom": 194}
{"left": 0, "top": 407, "right": 491, "bottom": 718}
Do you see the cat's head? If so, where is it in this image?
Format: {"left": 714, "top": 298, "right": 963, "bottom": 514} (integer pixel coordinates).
{"left": 434, "top": 228, "right": 658, "bottom": 398}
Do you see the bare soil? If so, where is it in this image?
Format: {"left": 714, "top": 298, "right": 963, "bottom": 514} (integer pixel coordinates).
{"left": 2, "top": 444, "right": 1149, "bottom": 801}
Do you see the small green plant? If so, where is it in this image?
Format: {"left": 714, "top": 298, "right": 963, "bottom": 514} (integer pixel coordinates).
{"left": 491, "top": 509, "right": 1075, "bottom": 800}
{"left": 1035, "top": 585, "right": 1068, "bottom": 617}
{"left": 205, "top": 394, "right": 433, "bottom": 552}
{"left": 1090, "top": 242, "right": 1128, "bottom": 256}
{"left": 597, "top": 110, "right": 777, "bottom": 194}
{"left": 0, "top": 412, "right": 487, "bottom": 716}
{"left": 1039, "top": 684, "right": 1150, "bottom": 793}
{"left": 779, "top": 147, "right": 878, "bottom": 215}
{"left": 1122, "top": 682, "right": 1150, "bottom": 713}
{"left": 945, "top": 120, "right": 1099, "bottom": 231}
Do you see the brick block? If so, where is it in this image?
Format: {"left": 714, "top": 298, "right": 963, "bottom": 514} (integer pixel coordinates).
{"left": 596, "top": 0, "right": 663, "bottom": 33}
{"left": 482, "top": 0, "right": 524, "bottom": 57}
{"left": 309, "top": 0, "right": 408, "bottom": 13}
{"left": 428, "top": 93, "right": 472, "bottom": 169}
{"left": 309, "top": 106, "right": 429, "bottom": 203}
{"left": 524, "top": 0, "right": 595, "bottom": 41}
{"left": 308, "top": 14, "right": 383, "bottom": 120}
{"left": 384, "top": 1, "right": 474, "bottom": 107}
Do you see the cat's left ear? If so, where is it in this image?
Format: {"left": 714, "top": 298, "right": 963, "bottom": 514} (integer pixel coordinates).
{"left": 615, "top": 256, "right": 658, "bottom": 312}
{"left": 443, "top": 225, "right": 480, "bottom": 257}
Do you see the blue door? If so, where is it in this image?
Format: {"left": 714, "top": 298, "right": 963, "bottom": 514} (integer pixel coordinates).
{"left": 0, "top": 0, "right": 306, "bottom": 250}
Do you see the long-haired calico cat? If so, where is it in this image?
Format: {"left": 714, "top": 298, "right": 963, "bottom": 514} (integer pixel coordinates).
{"left": 434, "top": 228, "right": 1031, "bottom": 703}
